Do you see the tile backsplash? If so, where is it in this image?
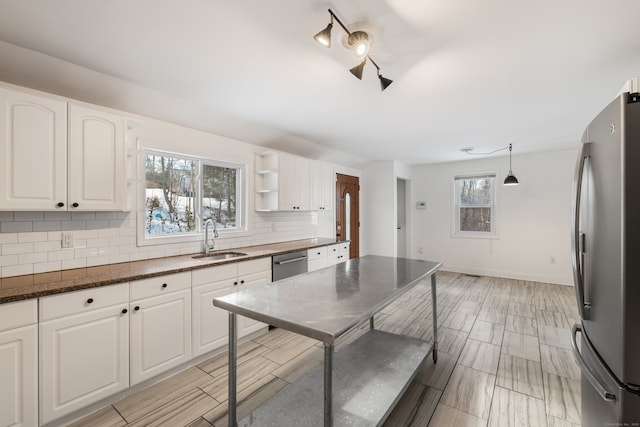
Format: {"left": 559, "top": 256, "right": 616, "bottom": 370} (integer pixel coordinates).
{"left": 0, "top": 210, "right": 331, "bottom": 278}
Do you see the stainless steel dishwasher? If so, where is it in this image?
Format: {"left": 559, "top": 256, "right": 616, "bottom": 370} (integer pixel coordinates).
{"left": 272, "top": 250, "right": 308, "bottom": 281}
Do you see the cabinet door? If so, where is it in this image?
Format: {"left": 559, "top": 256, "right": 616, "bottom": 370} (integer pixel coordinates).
{"left": 309, "top": 161, "right": 323, "bottom": 211}
{"left": 130, "top": 289, "right": 191, "bottom": 385}
{"left": 39, "top": 305, "right": 129, "bottom": 424}
{"left": 0, "top": 87, "right": 67, "bottom": 210}
{"left": 0, "top": 325, "right": 37, "bottom": 427}
{"left": 310, "top": 161, "right": 334, "bottom": 211}
{"left": 192, "top": 282, "right": 234, "bottom": 357}
{"left": 294, "top": 156, "right": 309, "bottom": 211}
{"left": 278, "top": 153, "right": 296, "bottom": 210}
{"left": 68, "top": 104, "right": 125, "bottom": 211}
{"left": 321, "top": 162, "right": 334, "bottom": 211}
{"left": 238, "top": 270, "right": 272, "bottom": 337}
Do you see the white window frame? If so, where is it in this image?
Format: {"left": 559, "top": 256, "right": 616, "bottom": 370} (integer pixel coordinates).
{"left": 137, "top": 148, "right": 249, "bottom": 247}
{"left": 451, "top": 172, "right": 499, "bottom": 239}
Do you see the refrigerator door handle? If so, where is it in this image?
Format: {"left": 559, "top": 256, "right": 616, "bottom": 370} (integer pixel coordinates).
{"left": 571, "top": 142, "right": 592, "bottom": 319}
{"left": 571, "top": 324, "right": 616, "bottom": 402}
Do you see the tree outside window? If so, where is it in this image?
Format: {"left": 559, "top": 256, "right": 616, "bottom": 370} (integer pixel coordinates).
{"left": 454, "top": 174, "right": 496, "bottom": 235}
{"left": 144, "top": 151, "right": 242, "bottom": 237}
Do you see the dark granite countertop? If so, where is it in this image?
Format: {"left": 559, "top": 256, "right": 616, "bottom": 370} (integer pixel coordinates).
{"left": 0, "top": 238, "right": 347, "bottom": 304}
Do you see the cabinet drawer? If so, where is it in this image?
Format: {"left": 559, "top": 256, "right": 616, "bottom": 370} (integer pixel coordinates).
{"left": 328, "top": 243, "right": 350, "bottom": 255}
{"left": 307, "top": 246, "right": 327, "bottom": 261}
{"left": 237, "top": 258, "right": 271, "bottom": 276}
{"left": 40, "top": 282, "right": 129, "bottom": 322}
{"left": 0, "top": 299, "right": 37, "bottom": 332}
{"left": 192, "top": 263, "right": 238, "bottom": 287}
{"left": 130, "top": 271, "right": 191, "bottom": 301}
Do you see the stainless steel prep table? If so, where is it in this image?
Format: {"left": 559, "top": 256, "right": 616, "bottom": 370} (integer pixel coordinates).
{"left": 213, "top": 255, "right": 442, "bottom": 427}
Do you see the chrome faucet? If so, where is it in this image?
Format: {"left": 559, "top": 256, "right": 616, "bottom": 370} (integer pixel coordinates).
{"left": 204, "top": 219, "right": 219, "bottom": 255}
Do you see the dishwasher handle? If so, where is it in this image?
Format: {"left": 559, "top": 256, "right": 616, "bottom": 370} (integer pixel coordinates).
{"left": 274, "top": 256, "right": 308, "bottom": 265}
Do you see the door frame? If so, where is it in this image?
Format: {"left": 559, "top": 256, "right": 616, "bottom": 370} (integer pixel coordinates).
{"left": 336, "top": 173, "right": 359, "bottom": 259}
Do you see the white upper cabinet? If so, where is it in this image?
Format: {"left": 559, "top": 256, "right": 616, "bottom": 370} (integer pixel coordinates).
{"left": 279, "top": 153, "right": 309, "bottom": 211}
{"left": 68, "top": 104, "right": 125, "bottom": 211}
{"left": 254, "top": 151, "right": 310, "bottom": 211}
{"left": 0, "top": 85, "right": 127, "bottom": 211}
{"left": 0, "top": 87, "right": 67, "bottom": 210}
{"left": 309, "top": 160, "right": 334, "bottom": 211}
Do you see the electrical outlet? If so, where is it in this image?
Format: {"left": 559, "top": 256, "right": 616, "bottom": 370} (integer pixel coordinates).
{"left": 62, "top": 232, "right": 74, "bottom": 248}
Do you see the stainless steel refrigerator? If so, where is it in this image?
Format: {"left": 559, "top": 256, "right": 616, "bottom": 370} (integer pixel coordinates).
{"left": 571, "top": 77, "right": 640, "bottom": 426}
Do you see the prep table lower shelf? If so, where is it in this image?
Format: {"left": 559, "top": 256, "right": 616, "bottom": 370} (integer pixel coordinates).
{"left": 237, "top": 329, "right": 433, "bottom": 426}
{"left": 213, "top": 256, "right": 441, "bottom": 427}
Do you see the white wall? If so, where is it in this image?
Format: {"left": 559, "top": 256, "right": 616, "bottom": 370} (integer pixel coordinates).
{"left": 361, "top": 161, "right": 396, "bottom": 256}
{"left": 410, "top": 148, "right": 578, "bottom": 285}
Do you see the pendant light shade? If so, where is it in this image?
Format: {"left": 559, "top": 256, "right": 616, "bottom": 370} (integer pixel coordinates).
{"left": 503, "top": 143, "right": 519, "bottom": 186}
{"left": 350, "top": 58, "right": 366, "bottom": 80}
{"left": 504, "top": 172, "right": 519, "bottom": 185}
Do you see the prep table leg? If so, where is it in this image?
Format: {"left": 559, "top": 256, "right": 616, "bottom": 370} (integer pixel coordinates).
{"left": 431, "top": 273, "right": 438, "bottom": 363}
{"left": 228, "top": 312, "right": 238, "bottom": 427}
{"left": 324, "top": 343, "right": 334, "bottom": 427}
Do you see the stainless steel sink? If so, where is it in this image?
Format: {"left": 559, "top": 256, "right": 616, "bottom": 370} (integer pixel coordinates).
{"left": 192, "top": 251, "right": 247, "bottom": 260}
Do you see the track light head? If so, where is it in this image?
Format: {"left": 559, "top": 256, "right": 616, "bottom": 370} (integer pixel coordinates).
{"left": 379, "top": 74, "right": 393, "bottom": 91}
{"left": 348, "top": 31, "right": 369, "bottom": 57}
{"left": 313, "top": 22, "right": 333, "bottom": 47}
{"left": 350, "top": 58, "right": 366, "bottom": 80}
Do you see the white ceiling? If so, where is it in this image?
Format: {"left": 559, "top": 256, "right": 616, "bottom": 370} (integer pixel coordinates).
{"left": 0, "top": 0, "right": 639, "bottom": 168}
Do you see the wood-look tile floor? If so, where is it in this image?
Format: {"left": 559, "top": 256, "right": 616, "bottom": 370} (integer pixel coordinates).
{"left": 72, "top": 272, "right": 581, "bottom": 427}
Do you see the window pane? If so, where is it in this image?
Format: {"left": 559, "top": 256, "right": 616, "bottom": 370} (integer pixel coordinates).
{"left": 460, "top": 207, "right": 492, "bottom": 232}
{"left": 454, "top": 174, "right": 495, "bottom": 234}
{"left": 202, "top": 164, "right": 238, "bottom": 230}
{"left": 457, "top": 177, "right": 493, "bottom": 205}
{"left": 345, "top": 192, "right": 351, "bottom": 240}
{"left": 145, "top": 154, "right": 197, "bottom": 235}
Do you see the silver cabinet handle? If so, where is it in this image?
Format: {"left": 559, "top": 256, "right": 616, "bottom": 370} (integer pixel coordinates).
{"left": 570, "top": 324, "right": 616, "bottom": 402}
{"left": 571, "top": 142, "right": 591, "bottom": 319}
{"left": 274, "top": 256, "right": 308, "bottom": 265}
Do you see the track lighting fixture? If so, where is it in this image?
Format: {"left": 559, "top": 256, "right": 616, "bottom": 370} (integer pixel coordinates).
{"left": 460, "top": 143, "right": 520, "bottom": 186}
{"left": 314, "top": 9, "right": 393, "bottom": 91}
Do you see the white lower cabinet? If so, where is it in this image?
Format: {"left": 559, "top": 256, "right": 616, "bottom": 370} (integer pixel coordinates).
{"left": 191, "top": 258, "right": 271, "bottom": 357}
{"left": 328, "top": 242, "right": 350, "bottom": 265}
{"left": 39, "top": 283, "right": 130, "bottom": 425}
{"left": 129, "top": 272, "right": 191, "bottom": 386}
{"left": 307, "top": 246, "right": 328, "bottom": 272}
{"left": 0, "top": 299, "right": 38, "bottom": 427}
{"left": 237, "top": 267, "right": 272, "bottom": 337}
{"left": 308, "top": 243, "right": 350, "bottom": 271}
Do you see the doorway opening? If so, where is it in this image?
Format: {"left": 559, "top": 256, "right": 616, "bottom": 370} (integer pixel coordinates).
{"left": 336, "top": 173, "right": 359, "bottom": 259}
{"left": 397, "top": 178, "right": 408, "bottom": 258}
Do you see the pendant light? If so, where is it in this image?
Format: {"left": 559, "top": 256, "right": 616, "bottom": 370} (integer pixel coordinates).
{"left": 503, "top": 143, "right": 519, "bottom": 186}
{"left": 460, "top": 143, "right": 520, "bottom": 186}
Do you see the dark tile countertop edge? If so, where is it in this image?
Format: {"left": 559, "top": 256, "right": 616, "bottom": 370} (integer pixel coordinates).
{"left": 0, "top": 238, "right": 348, "bottom": 304}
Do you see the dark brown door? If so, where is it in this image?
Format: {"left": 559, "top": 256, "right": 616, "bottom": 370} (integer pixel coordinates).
{"left": 336, "top": 173, "right": 359, "bottom": 259}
